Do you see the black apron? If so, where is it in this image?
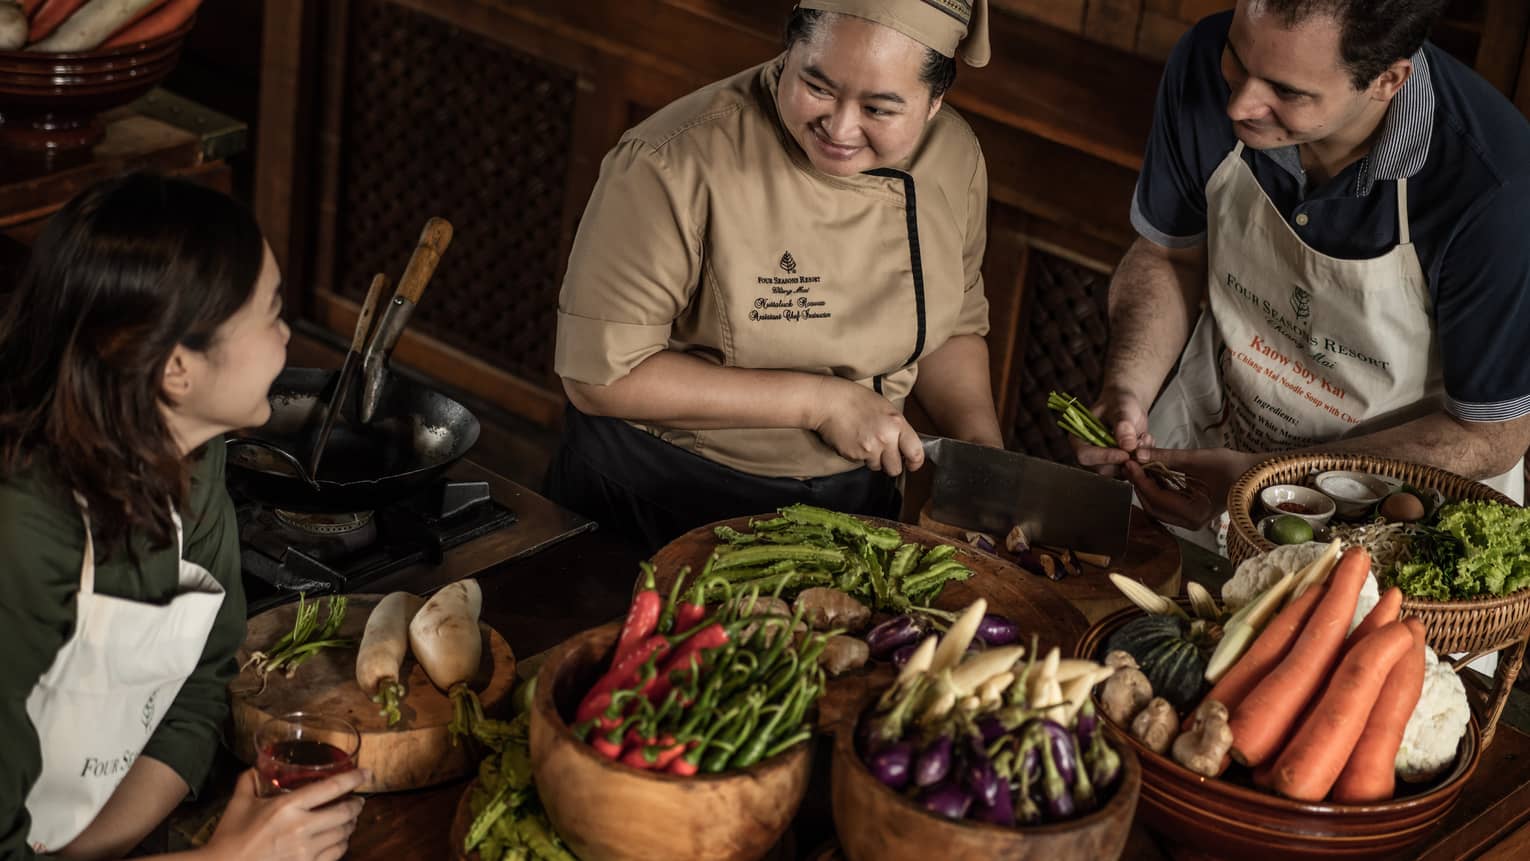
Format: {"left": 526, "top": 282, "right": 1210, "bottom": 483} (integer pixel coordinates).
{"left": 544, "top": 406, "right": 901, "bottom": 554}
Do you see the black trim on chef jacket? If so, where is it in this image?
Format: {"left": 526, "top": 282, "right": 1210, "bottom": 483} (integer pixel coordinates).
{"left": 866, "top": 167, "right": 928, "bottom": 369}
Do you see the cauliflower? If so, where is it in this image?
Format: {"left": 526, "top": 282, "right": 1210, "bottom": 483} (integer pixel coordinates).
{"left": 1396, "top": 645, "right": 1470, "bottom": 784}
{"left": 1225, "top": 542, "right": 1379, "bottom": 632}
{"left": 1223, "top": 542, "right": 1332, "bottom": 609}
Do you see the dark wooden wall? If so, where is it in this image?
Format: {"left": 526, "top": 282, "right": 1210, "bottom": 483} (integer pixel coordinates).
{"left": 253, "top": 0, "right": 1530, "bottom": 464}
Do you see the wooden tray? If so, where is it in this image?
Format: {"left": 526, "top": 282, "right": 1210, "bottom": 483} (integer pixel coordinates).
{"left": 916, "top": 501, "right": 1181, "bottom": 624}
{"left": 230, "top": 593, "right": 516, "bottom": 793}
{"left": 649, "top": 515, "right": 1091, "bottom": 733}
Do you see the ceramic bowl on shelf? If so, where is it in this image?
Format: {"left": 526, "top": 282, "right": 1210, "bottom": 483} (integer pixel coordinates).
{"left": 0, "top": 17, "right": 195, "bottom": 152}
{"left": 1258, "top": 483, "right": 1336, "bottom": 529}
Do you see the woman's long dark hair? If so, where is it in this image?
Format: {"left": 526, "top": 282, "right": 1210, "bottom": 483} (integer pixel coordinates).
{"left": 0, "top": 173, "right": 266, "bottom": 556}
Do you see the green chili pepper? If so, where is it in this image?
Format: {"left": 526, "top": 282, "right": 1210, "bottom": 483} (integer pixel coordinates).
{"left": 712, "top": 543, "right": 845, "bottom": 571}
{"left": 655, "top": 564, "right": 689, "bottom": 633}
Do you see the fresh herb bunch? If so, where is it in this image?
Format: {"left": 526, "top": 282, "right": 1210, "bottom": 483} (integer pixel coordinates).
{"left": 242, "top": 593, "right": 354, "bottom": 684}
{"left": 1047, "top": 391, "right": 1190, "bottom": 492}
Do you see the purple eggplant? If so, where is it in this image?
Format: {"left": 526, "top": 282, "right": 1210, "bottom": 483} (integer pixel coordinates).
{"left": 1013, "top": 735, "right": 1045, "bottom": 825}
{"left": 867, "top": 740, "right": 914, "bottom": 790}
{"left": 1029, "top": 719, "right": 1078, "bottom": 787}
{"left": 890, "top": 643, "right": 918, "bottom": 669}
{"left": 919, "top": 779, "right": 973, "bottom": 821}
{"left": 972, "top": 778, "right": 1015, "bottom": 826}
{"left": 1024, "top": 722, "right": 1075, "bottom": 821}
{"left": 865, "top": 615, "right": 923, "bottom": 659}
{"left": 1075, "top": 699, "right": 1099, "bottom": 749}
{"left": 976, "top": 715, "right": 1007, "bottom": 744}
{"left": 975, "top": 613, "right": 1020, "bottom": 646}
{"left": 914, "top": 736, "right": 954, "bottom": 787}
{"left": 1071, "top": 738, "right": 1098, "bottom": 814}
{"left": 963, "top": 746, "right": 1002, "bottom": 809}
{"left": 1086, "top": 730, "right": 1122, "bottom": 793}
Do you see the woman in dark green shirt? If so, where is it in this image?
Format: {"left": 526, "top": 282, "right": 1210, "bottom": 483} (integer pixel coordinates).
{"left": 0, "top": 175, "right": 365, "bottom": 860}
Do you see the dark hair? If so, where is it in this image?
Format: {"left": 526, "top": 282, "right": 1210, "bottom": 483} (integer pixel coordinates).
{"left": 785, "top": 8, "right": 958, "bottom": 101}
{"left": 0, "top": 173, "right": 266, "bottom": 556}
{"left": 1259, "top": 0, "right": 1449, "bottom": 89}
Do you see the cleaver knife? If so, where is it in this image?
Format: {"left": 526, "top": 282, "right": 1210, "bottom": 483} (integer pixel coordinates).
{"left": 918, "top": 434, "right": 1133, "bottom": 561}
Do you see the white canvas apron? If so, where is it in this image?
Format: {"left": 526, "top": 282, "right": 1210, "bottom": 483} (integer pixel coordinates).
{"left": 23, "top": 502, "right": 226, "bottom": 853}
{"left": 1150, "top": 142, "right": 1525, "bottom": 551}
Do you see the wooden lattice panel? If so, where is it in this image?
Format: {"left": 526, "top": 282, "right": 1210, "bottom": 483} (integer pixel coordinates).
{"left": 1009, "top": 250, "right": 1111, "bottom": 461}
{"left": 335, "top": 0, "right": 577, "bottom": 386}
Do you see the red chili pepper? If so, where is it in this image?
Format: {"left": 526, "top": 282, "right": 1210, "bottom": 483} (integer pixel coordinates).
{"left": 666, "top": 742, "right": 700, "bottom": 775}
{"left": 620, "top": 744, "right": 656, "bottom": 769}
{"left": 641, "top": 623, "right": 729, "bottom": 705}
{"left": 574, "top": 635, "right": 671, "bottom": 723}
{"left": 590, "top": 735, "right": 623, "bottom": 759}
{"left": 650, "top": 736, "right": 687, "bottom": 770}
{"left": 615, "top": 565, "right": 662, "bottom": 663}
{"left": 674, "top": 580, "right": 707, "bottom": 634}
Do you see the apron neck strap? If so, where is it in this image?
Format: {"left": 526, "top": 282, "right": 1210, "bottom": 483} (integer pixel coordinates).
{"left": 71, "top": 494, "right": 96, "bottom": 598}
{"left": 1396, "top": 178, "right": 1411, "bottom": 245}
{"left": 171, "top": 509, "right": 185, "bottom": 560}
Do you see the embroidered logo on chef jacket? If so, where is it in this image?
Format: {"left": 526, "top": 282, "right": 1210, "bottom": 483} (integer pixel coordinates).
{"left": 753, "top": 252, "right": 830, "bottom": 323}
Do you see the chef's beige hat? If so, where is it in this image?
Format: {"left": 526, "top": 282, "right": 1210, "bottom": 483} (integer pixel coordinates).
{"left": 798, "top": 0, "right": 991, "bottom": 68}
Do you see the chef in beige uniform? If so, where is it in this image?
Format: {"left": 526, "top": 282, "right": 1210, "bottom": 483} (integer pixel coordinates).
{"left": 549, "top": 0, "right": 1004, "bottom": 551}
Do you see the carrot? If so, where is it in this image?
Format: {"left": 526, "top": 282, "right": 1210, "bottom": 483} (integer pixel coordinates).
{"left": 101, "top": 0, "right": 195, "bottom": 48}
{"left": 1228, "top": 546, "right": 1372, "bottom": 767}
{"left": 25, "top": 0, "right": 82, "bottom": 42}
{"left": 22, "top": 0, "right": 45, "bottom": 19}
{"left": 1269, "top": 620, "right": 1415, "bottom": 802}
{"left": 1330, "top": 617, "right": 1428, "bottom": 804}
{"left": 1194, "top": 580, "right": 1329, "bottom": 730}
{"left": 1341, "top": 587, "right": 1402, "bottom": 661}
{"left": 27, "top": 0, "right": 160, "bottom": 51}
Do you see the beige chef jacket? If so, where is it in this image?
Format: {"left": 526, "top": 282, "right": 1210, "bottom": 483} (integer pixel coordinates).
{"left": 556, "top": 57, "right": 990, "bottom": 480}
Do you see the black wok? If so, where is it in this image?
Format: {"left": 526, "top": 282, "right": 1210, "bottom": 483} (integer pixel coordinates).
{"left": 226, "top": 367, "right": 480, "bottom": 512}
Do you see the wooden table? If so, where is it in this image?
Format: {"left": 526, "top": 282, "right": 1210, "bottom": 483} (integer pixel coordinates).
{"left": 168, "top": 519, "right": 1530, "bottom": 859}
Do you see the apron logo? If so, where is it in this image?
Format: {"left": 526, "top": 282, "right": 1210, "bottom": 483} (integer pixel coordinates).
{"left": 141, "top": 691, "right": 157, "bottom": 731}
{"left": 1291, "top": 287, "right": 1312, "bottom": 320}
{"left": 779, "top": 251, "right": 797, "bottom": 274}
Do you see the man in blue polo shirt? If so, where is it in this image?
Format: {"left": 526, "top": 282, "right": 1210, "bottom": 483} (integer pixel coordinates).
{"left": 1078, "top": 0, "right": 1530, "bottom": 540}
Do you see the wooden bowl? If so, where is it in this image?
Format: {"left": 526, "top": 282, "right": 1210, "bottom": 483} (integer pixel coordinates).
{"left": 830, "top": 715, "right": 1141, "bottom": 861}
{"left": 529, "top": 623, "right": 813, "bottom": 861}
{"left": 0, "top": 17, "right": 195, "bottom": 151}
{"left": 1075, "top": 606, "right": 1483, "bottom": 860}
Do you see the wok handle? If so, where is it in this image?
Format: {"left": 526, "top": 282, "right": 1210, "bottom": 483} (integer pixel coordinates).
{"left": 394, "top": 217, "right": 453, "bottom": 304}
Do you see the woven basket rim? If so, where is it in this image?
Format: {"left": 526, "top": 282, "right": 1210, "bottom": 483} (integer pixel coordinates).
{"left": 1228, "top": 453, "right": 1530, "bottom": 609}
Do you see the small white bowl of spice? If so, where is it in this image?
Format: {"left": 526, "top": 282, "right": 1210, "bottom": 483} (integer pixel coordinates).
{"left": 1258, "top": 484, "right": 1336, "bottom": 529}
{"left": 1314, "top": 471, "right": 1391, "bottom": 518}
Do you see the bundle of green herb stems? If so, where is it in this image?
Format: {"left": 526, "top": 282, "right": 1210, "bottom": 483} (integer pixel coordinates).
{"left": 241, "top": 593, "right": 354, "bottom": 685}
{"left": 1047, "top": 392, "right": 1190, "bottom": 491}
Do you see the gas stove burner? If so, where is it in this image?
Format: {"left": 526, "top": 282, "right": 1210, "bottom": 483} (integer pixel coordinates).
{"left": 274, "top": 509, "right": 375, "bottom": 536}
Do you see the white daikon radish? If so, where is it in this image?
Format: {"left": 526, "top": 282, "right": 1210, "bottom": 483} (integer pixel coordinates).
{"left": 409, "top": 578, "right": 484, "bottom": 741}
{"left": 0, "top": 2, "right": 26, "bottom": 52}
{"left": 356, "top": 592, "right": 425, "bottom": 727}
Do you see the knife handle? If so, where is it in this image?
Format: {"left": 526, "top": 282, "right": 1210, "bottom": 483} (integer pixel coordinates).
{"left": 394, "top": 217, "right": 454, "bottom": 304}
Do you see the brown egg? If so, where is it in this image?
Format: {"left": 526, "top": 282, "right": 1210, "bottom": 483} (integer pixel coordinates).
{"left": 1380, "top": 491, "right": 1426, "bottom": 523}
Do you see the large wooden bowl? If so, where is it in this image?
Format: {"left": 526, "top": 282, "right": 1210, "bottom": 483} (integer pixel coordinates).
{"left": 1075, "top": 606, "right": 1483, "bottom": 860}
{"left": 830, "top": 715, "right": 1141, "bottom": 861}
{"left": 0, "top": 17, "right": 195, "bottom": 151}
{"left": 529, "top": 623, "right": 813, "bottom": 861}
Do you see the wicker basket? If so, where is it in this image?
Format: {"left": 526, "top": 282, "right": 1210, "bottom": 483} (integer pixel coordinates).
{"left": 1227, "top": 453, "right": 1530, "bottom": 746}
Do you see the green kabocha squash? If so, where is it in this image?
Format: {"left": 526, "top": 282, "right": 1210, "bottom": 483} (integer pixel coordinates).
{"left": 1102, "top": 614, "right": 1211, "bottom": 713}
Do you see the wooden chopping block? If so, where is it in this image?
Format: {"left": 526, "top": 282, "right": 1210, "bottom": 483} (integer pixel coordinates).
{"left": 916, "top": 501, "right": 1183, "bottom": 623}
{"left": 230, "top": 593, "right": 515, "bottom": 793}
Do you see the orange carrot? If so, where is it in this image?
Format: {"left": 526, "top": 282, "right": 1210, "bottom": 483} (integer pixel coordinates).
{"left": 27, "top": 0, "right": 84, "bottom": 42}
{"left": 1228, "top": 546, "right": 1372, "bottom": 767}
{"left": 101, "top": 0, "right": 195, "bottom": 48}
{"left": 1197, "top": 580, "right": 1329, "bottom": 727}
{"left": 1342, "top": 586, "right": 1401, "bottom": 660}
{"left": 1330, "top": 617, "right": 1427, "bottom": 804}
{"left": 1269, "top": 620, "right": 1415, "bottom": 801}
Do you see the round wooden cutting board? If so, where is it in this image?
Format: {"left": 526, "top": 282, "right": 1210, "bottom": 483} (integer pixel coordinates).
{"left": 649, "top": 515, "right": 1092, "bottom": 733}
{"left": 916, "top": 501, "right": 1182, "bottom": 623}
{"left": 230, "top": 593, "right": 515, "bottom": 793}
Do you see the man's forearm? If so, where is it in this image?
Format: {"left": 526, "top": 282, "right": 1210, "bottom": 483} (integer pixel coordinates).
{"left": 1298, "top": 411, "right": 1530, "bottom": 480}
{"left": 911, "top": 333, "right": 1004, "bottom": 447}
{"left": 563, "top": 350, "right": 827, "bottom": 431}
{"left": 1103, "top": 237, "right": 1209, "bottom": 404}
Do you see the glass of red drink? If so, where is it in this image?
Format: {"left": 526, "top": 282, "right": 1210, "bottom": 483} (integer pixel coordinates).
{"left": 254, "top": 712, "right": 361, "bottom": 797}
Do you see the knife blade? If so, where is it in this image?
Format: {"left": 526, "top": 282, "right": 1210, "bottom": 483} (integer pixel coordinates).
{"left": 918, "top": 434, "right": 1132, "bottom": 560}
{"left": 358, "top": 217, "right": 454, "bottom": 424}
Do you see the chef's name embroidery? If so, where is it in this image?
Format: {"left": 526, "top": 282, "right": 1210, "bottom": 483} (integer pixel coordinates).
{"left": 752, "top": 252, "right": 831, "bottom": 322}
{"left": 81, "top": 749, "right": 138, "bottom": 779}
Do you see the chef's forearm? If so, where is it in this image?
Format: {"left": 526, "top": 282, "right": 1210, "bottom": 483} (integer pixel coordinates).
{"left": 53, "top": 756, "right": 187, "bottom": 861}
{"left": 562, "top": 350, "right": 829, "bottom": 431}
{"left": 911, "top": 334, "right": 1004, "bottom": 447}
{"left": 1299, "top": 410, "right": 1530, "bottom": 480}
{"left": 1103, "top": 237, "right": 1208, "bottom": 405}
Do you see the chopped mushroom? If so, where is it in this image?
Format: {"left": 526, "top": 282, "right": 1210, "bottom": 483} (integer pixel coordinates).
{"left": 1172, "top": 699, "right": 1234, "bottom": 777}
{"left": 1130, "top": 697, "right": 1178, "bottom": 755}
